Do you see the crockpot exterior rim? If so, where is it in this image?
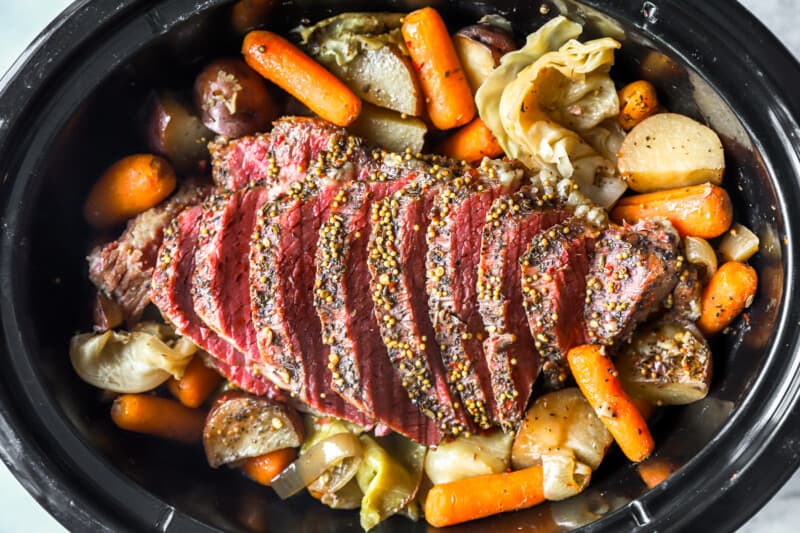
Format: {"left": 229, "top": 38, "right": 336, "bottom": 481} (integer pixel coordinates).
{"left": 1, "top": 1, "right": 799, "bottom": 532}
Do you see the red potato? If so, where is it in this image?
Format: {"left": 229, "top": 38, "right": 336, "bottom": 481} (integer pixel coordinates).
{"left": 453, "top": 24, "right": 516, "bottom": 93}
{"left": 194, "top": 58, "right": 278, "bottom": 137}
{"left": 144, "top": 91, "right": 213, "bottom": 174}
{"left": 203, "top": 391, "right": 304, "bottom": 468}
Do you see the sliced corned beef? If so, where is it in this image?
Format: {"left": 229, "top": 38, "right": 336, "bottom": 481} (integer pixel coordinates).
{"left": 151, "top": 205, "right": 276, "bottom": 396}
{"left": 316, "top": 165, "right": 440, "bottom": 445}
{"left": 426, "top": 176, "right": 515, "bottom": 429}
{"left": 368, "top": 165, "right": 474, "bottom": 438}
{"left": 584, "top": 220, "right": 682, "bottom": 345}
{"left": 209, "top": 116, "right": 378, "bottom": 191}
{"left": 191, "top": 186, "right": 290, "bottom": 385}
{"left": 250, "top": 162, "right": 371, "bottom": 427}
{"left": 88, "top": 179, "right": 209, "bottom": 326}
{"left": 520, "top": 218, "right": 597, "bottom": 390}
{"left": 477, "top": 189, "right": 570, "bottom": 430}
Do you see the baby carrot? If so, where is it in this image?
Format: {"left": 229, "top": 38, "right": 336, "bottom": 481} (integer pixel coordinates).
{"left": 83, "top": 154, "right": 176, "bottom": 229}
{"left": 567, "top": 345, "right": 654, "bottom": 463}
{"left": 611, "top": 182, "right": 733, "bottom": 239}
{"left": 437, "top": 117, "right": 503, "bottom": 163}
{"left": 111, "top": 394, "right": 205, "bottom": 443}
{"left": 402, "top": 7, "right": 475, "bottom": 130}
{"left": 242, "top": 31, "right": 361, "bottom": 126}
{"left": 618, "top": 80, "right": 659, "bottom": 130}
{"left": 167, "top": 356, "right": 223, "bottom": 408}
{"left": 697, "top": 261, "right": 758, "bottom": 336}
{"left": 241, "top": 448, "right": 297, "bottom": 486}
{"left": 424, "top": 465, "right": 545, "bottom": 527}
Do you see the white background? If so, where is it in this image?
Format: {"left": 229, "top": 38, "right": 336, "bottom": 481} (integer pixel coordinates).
{"left": 0, "top": 1, "right": 798, "bottom": 531}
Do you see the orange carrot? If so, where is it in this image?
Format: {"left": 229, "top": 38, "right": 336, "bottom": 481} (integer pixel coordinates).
{"left": 242, "top": 31, "right": 361, "bottom": 126}
{"left": 231, "top": 0, "right": 277, "bottom": 34}
{"left": 111, "top": 394, "right": 205, "bottom": 443}
{"left": 241, "top": 448, "right": 297, "bottom": 486}
{"left": 167, "top": 356, "right": 223, "bottom": 408}
{"left": 697, "top": 261, "right": 758, "bottom": 336}
{"left": 611, "top": 182, "right": 733, "bottom": 239}
{"left": 637, "top": 457, "right": 676, "bottom": 489}
{"left": 567, "top": 345, "right": 654, "bottom": 463}
{"left": 618, "top": 80, "right": 659, "bottom": 130}
{"left": 83, "top": 154, "right": 176, "bottom": 229}
{"left": 437, "top": 117, "right": 503, "bottom": 162}
{"left": 402, "top": 7, "right": 476, "bottom": 130}
{"left": 424, "top": 465, "right": 545, "bottom": 527}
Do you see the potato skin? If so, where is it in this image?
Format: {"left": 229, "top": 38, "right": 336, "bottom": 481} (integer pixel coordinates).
{"left": 203, "top": 391, "right": 304, "bottom": 468}
{"left": 455, "top": 24, "right": 516, "bottom": 61}
{"left": 194, "top": 58, "right": 277, "bottom": 137}
{"left": 144, "top": 91, "right": 213, "bottom": 174}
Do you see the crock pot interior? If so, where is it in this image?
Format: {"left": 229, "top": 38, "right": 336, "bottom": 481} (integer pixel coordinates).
{"left": 8, "top": 0, "right": 788, "bottom": 531}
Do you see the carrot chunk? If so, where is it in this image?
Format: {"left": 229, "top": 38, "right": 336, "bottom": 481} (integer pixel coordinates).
{"left": 83, "top": 154, "right": 176, "bottom": 229}
{"left": 167, "top": 356, "right": 223, "bottom": 408}
{"left": 567, "top": 345, "right": 654, "bottom": 463}
{"left": 436, "top": 117, "right": 503, "bottom": 162}
{"left": 618, "top": 80, "right": 659, "bottom": 130}
{"left": 241, "top": 448, "right": 297, "bottom": 486}
{"left": 402, "top": 7, "right": 476, "bottom": 130}
{"left": 111, "top": 394, "right": 205, "bottom": 443}
{"left": 242, "top": 30, "right": 361, "bottom": 126}
{"left": 424, "top": 465, "right": 545, "bottom": 527}
{"left": 697, "top": 261, "right": 758, "bottom": 336}
{"left": 610, "top": 182, "right": 733, "bottom": 239}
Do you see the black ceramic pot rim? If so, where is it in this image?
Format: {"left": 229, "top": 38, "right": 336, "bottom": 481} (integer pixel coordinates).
{"left": 1, "top": 1, "right": 800, "bottom": 532}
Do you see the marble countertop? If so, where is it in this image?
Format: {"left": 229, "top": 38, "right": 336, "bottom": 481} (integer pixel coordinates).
{"left": 0, "top": 1, "right": 798, "bottom": 532}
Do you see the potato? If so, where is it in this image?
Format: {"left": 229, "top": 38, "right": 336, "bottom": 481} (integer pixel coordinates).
{"left": 718, "top": 223, "right": 760, "bottom": 263}
{"left": 203, "top": 392, "right": 304, "bottom": 468}
{"left": 616, "top": 321, "right": 712, "bottom": 405}
{"left": 144, "top": 91, "right": 213, "bottom": 174}
{"left": 326, "top": 44, "right": 423, "bottom": 117}
{"left": 194, "top": 58, "right": 277, "bottom": 138}
{"left": 617, "top": 113, "right": 725, "bottom": 192}
{"left": 424, "top": 431, "right": 512, "bottom": 485}
{"left": 511, "top": 388, "right": 612, "bottom": 472}
{"left": 453, "top": 24, "right": 516, "bottom": 93}
{"left": 347, "top": 102, "right": 427, "bottom": 153}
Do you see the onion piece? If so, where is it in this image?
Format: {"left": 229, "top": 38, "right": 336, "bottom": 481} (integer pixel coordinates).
{"left": 541, "top": 449, "right": 592, "bottom": 501}
{"left": 718, "top": 223, "right": 760, "bottom": 262}
{"left": 271, "top": 432, "right": 363, "bottom": 499}
{"left": 69, "top": 322, "right": 196, "bottom": 393}
{"left": 684, "top": 236, "right": 718, "bottom": 280}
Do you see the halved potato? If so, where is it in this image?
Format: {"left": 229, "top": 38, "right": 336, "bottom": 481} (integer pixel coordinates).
{"left": 617, "top": 113, "right": 724, "bottom": 192}
{"left": 144, "top": 91, "right": 213, "bottom": 174}
{"left": 511, "top": 388, "right": 612, "bottom": 472}
{"left": 203, "top": 392, "right": 304, "bottom": 468}
{"left": 347, "top": 103, "right": 427, "bottom": 153}
{"left": 453, "top": 24, "right": 516, "bottom": 94}
{"left": 327, "top": 45, "right": 423, "bottom": 117}
{"left": 424, "top": 430, "right": 512, "bottom": 485}
{"left": 616, "top": 321, "right": 712, "bottom": 405}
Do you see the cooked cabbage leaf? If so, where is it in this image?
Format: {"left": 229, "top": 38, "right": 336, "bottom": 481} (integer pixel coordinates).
{"left": 476, "top": 16, "right": 583, "bottom": 159}
{"left": 479, "top": 17, "right": 627, "bottom": 208}
{"left": 69, "top": 322, "right": 196, "bottom": 393}
{"left": 356, "top": 434, "right": 424, "bottom": 531}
